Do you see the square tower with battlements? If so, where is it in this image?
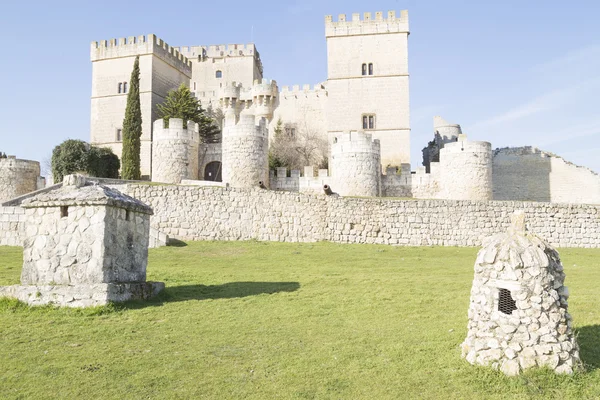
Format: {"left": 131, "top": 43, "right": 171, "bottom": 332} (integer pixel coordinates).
{"left": 325, "top": 10, "right": 411, "bottom": 168}
{"left": 90, "top": 34, "right": 192, "bottom": 178}
{"left": 176, "top": 44, "right": 263, "bottom": 109}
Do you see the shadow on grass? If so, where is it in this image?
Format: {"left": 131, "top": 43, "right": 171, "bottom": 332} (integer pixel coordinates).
{"left": 166, "top": 239, "right": 187, "bottom": 247}
{"left": 125, "top": 281, "right": 300, "bottom": 309}
{"left": 576, "top": 325, "right": 600, "bottom": 370}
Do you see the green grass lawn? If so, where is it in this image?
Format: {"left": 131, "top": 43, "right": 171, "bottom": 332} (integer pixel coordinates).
{"left": 1, "top": 242, "right": 599, "bottom": 399}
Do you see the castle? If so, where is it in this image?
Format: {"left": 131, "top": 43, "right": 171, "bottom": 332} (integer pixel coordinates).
{"left": 86, "top": 9, "right": 600, "bottom": 204}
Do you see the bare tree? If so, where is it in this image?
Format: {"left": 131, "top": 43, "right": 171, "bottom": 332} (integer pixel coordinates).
{"left": 270, "top": 111, "right": 328, "bottom": 172}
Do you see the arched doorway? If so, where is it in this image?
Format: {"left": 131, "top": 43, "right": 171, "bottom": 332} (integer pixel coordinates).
{"left": 204, "top": 161, "right": 222, "bottom": 182}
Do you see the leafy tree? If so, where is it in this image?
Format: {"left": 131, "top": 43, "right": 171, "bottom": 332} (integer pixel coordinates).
{"left": 51, "top": 140, "right": 120, "bottom": 182}
{"left": 51, "top": 140, "right": 90, "bottom": 183}
{"left": 121, "top": 56, "right": 142, "bottom": 180}
{"left": 0, "top": 152, "right": 7, "bottom": 158}
{"left": 157, "top": 84, "right": 221, "bottom": 144}
{"left": 88, "top": 147, "right": 120, "bottom": 179}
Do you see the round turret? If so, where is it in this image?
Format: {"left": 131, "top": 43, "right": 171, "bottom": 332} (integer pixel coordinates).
{"left": 221, "top": 114, "right": 269, "bottom": 188}
{"left": 252, "top": 79, "right": 278, "bottom": 120}
{"left": 439, "top": 135, "right": 492, "bottom": 200}
{"left": 433, "top": 115, "right": 462, "bottom": 140}
{"left": 151, "top": 118, "right": 200, "bottom": 184}
{"left": 330, "top": 131, "right": 381, "bottom": 197}
{"left": 0, "top": 157, "right": 41, "bottom": 203}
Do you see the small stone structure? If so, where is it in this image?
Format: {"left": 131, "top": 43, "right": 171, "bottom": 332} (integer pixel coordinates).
{"left": 461, "top": 211, "right": 581, "bottom": 375}
{"left": 151, "top": 118, "right": 200, "bottom": 184}
{"left": 0, "top": 175, "right": 164, "bottom": 307}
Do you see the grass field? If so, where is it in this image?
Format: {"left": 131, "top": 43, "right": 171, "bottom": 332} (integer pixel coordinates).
{"left": 1, "top": 241, "right": 599, "bottom": 399}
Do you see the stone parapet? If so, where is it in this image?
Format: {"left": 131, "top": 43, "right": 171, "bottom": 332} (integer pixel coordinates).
{"left": 325, "top": 10, "right": 409, "bottom": 37}
{"left": 152, "top": 118, "right": 200, "bottom": 184}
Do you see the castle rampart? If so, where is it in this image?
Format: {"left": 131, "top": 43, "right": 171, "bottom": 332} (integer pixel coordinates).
{"left": 91, "top": 34, "right": 192, "bottom": 76}
{"left": 440, "top": 135, "right": 493, "bottom": 201}
{"left": 330, "top": 131, "right": 381, "bottom": 197}
{"left": 151, "top": 118, "right": 200, "bottom": 184}
{"left": 176, "top": 43, "right": 258, "bottom": 60}
{"left": 325, "top": 10, "right": 409, "bottom": 37}
{"left": 0, "top": 157, "right": 42, "bottom": 203}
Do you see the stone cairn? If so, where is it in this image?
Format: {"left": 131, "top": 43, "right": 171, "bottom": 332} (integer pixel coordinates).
{"left": 461, "top": 211, "right": 581, "bottom": 375}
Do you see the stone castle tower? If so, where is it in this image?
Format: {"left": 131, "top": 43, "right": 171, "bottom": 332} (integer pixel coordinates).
{"left": 90, "top": 34, "right": 192, "bottom": 178}
{"left": 330, "top": 132, "right": 381, "bottom": 197}
{"left": 325, "top": 11, "right": 411, "bottom": 168}
{"left": 151, "top": 118, "right": 200, "bottom": 184}
{"left": 219, "top": 80, "right": 276, "bottom": 188}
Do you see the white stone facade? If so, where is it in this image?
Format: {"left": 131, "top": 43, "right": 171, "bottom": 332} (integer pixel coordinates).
{"left": 462, "top": 212, "right": 581, "bottom": 375}
{"left": 90, "top": 34, "right": 192, "bottom": 178}
{"left": 151, "top": 118, "right": 200, "bottom": 184}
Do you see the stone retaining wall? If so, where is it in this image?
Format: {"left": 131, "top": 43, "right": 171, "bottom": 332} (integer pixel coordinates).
{"left": 119, "top": 185, "right": 600, "bottom": 248}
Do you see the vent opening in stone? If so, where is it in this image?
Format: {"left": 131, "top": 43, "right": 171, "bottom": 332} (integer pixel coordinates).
{"left": 498, "top": 288, "right": 517, "bottom": 315}
{"left": 60, "top": 206, "right": 68, "bottom": 218}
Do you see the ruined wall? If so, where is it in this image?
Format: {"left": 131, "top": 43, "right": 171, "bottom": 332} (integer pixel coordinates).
{"left": 0, "top": 158, "right": 41, "bottom": 203}
{"left": 117, "top": 184, "right": 600, "bottom": 248}
{"left": 493, "top": 147, "right": 600, "bottom": 204}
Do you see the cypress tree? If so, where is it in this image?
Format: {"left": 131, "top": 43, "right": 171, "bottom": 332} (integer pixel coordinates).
{"left": 121, "top": 56, "right": 142, "bottom": 180}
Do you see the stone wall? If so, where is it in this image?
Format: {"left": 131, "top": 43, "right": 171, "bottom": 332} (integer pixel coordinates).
{"left": 0, "top": 206, "right": 25, "bottom": 246}
{"left": 118, "top": 184, "right": 600, "bottom": 248}
{"left": 0, "top": 157, "right": 41, "bottom": 203}
{"left": 493, "top": 147, "right": 600, "bottom": 204}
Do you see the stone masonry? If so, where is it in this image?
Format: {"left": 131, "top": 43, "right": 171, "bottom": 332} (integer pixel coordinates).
{"left": 151, "top": 118, "right": 200, "bottom": 184}
{"left": 0, "top": 156, "right": 43, "bottom": 203}
{"left": 0, "top": 175, "right": 164, "bottom": 307}
{"left": 461, "top": 211, "right": 581, "bottom": 375}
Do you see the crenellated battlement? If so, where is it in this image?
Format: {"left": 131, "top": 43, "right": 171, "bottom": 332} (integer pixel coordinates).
{"left": 325, "top": 10, "right": 409, "bottom": 37}
{"left": 153, "top": 118, "right": 200, "bottom": 137}
{"left": 331, "top": 131, "right": 381, "bottom": 155}
{"left": 175, "top": 43, "right": 258, "bottom": 59}
{"left": 91, "top": 34, "right": 192, "bottom": 75}
{"left": 280, "top": 83, "right": 327, "bottom": 99}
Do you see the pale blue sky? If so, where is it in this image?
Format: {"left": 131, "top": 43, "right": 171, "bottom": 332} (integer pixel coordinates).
{"left": 0, "top": 0, "right": 598, "bottom": 175}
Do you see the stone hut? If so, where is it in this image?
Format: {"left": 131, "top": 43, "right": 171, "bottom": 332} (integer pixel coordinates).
{"left": 461, "top": 211, "right": 580, "bottom": 375}
{"left": 0, "top": 175, "right": 164, "bottom": 307}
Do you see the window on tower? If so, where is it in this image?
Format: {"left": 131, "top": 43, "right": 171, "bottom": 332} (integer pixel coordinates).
{"left": 368, "top": 63, "right": 373, "bottom": 75}
{"left": 361, "top": 63, "right": 367, "bottom": 76}
{"left": 118, "top": 82, "right": 123, "bottom": 93}
{"left": 123, "top": 82, "right": 128, "bottom": 93}
{"left": 216, "top": 70, "right": 222, "bottom": 78}
{"left": 116, "top": 129, "right": 122, "bottom": 142}
{"left": 362, "top": 114, "right": 376, "bottom": 130}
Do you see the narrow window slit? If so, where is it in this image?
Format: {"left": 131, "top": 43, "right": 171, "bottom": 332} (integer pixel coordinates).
{"left": 498, "top": 288, "right": 517, "bottom": 315}
{"left": 60, "top": 206, "right": 69, "bottom": 218}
